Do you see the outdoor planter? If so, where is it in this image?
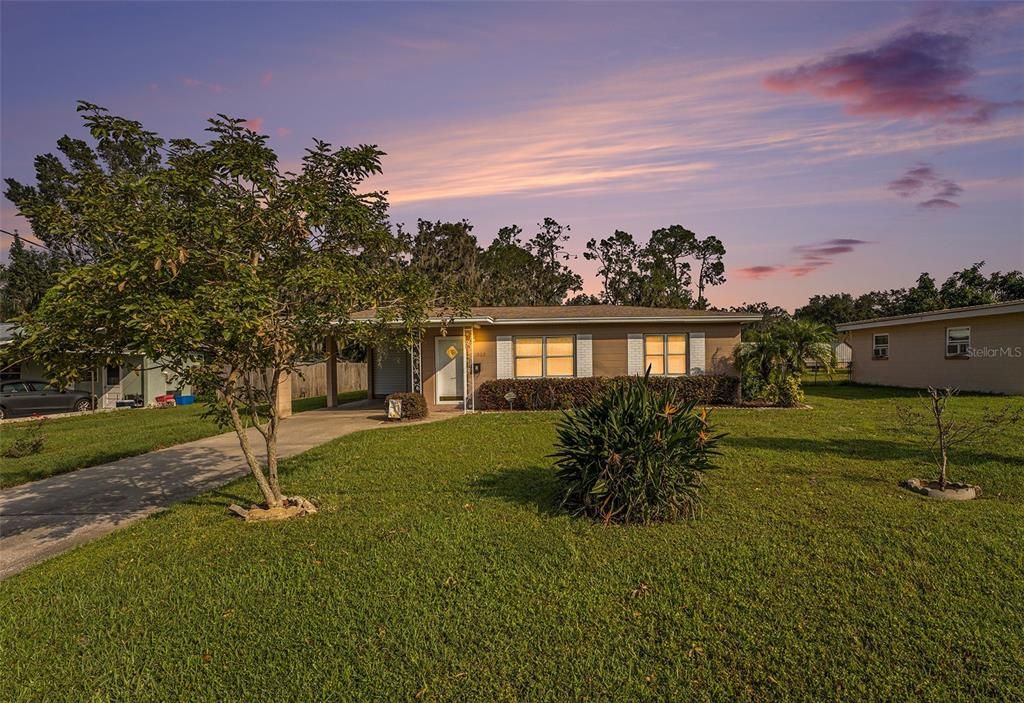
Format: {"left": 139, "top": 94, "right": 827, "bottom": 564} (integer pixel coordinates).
{"left": 900, "top": 478, "right": 980, "bottom": 501}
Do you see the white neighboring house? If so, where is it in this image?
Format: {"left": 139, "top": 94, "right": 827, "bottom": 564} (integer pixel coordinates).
{"left": 0, "top": 323, "right": 192, "bottom": 407}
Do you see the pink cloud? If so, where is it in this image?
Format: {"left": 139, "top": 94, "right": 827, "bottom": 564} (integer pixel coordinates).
{"left": 735, "top": 265, "right": 780, "bottom": 279}
{"left": 274, "top": 127, "right": 292, "bottom": 138}
{"left": 261, "top": 71, "right": 274, "bottom": 87}
{"left": 242, "top": 117, "right": 265, "bottom": 132}
{"left": 919, "top": 198, "right": 959, "bottom": 209}
{"left": 887, "top": 162, "right": 964, "bottom": 209}
{"left": 738, "top": 239, "right": 872, "bottom": 280}
{"left": 764, "top": 31, "right": 1018, "bottom": 125}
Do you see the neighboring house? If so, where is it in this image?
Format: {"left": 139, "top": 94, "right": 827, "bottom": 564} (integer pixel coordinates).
{"left": 0, "top": 323, "right": 192, "bottom": 408}
{"left": 836, "top": 300, "right": 1024, "bottom": 395}
{"left": 351, "top": 305, "right": 762, "bottom": 409}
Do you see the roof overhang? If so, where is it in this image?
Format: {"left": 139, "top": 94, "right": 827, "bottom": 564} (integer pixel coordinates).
{"left": 487, "top": 315, "right": 762, "bottom": 325}
{"left": 836, "top": 301, "right": 1024, "bottom": 331}
{"left": 355, "top": 314, "right": 762, "bottom": 326}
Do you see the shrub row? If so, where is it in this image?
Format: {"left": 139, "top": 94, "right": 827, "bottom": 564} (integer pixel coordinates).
{"left": 384, "top": 392, "right": 428, "bottom": 420}
{"left": 478, "top": 375, "right": 739, "bottom": 410}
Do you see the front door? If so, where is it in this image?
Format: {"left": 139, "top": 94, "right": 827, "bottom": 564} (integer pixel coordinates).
{"left": 434, "top": 336, "right": 464, "bottom": 404}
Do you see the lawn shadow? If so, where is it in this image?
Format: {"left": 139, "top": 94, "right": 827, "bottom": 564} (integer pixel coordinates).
{"left": 472, "top": 464, "right": 563, "bottom": 517}
{"left": 803, "top": 384, "right": 922, "bottom": 401}
{"left": 183, "top": 487, "right": 254, "bottom": 508}
{"left": 727, "top": 435, "right": 1017, "bottom": 467}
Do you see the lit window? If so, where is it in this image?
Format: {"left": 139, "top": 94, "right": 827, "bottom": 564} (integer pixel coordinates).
{"left": 514, "top": 336, "right": 575, "bottom": 377}
{"left": 872, "top": 334, "right": 889, "bottom": 359}
{"left": 946, "top": 327, "right": 970, "bottom": 357}
{"left": 644, "top": 334, "right": 687, "bottom": 375}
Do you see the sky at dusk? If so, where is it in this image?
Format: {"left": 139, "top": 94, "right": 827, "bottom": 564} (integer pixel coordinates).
{"left": 2, "top": 1, "right": 1022, "bottom": 310}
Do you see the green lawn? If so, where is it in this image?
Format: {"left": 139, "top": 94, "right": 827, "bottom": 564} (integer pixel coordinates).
{"left": 2, "top": 385, "right": 1023, "bottom": 701}
{"left": 0, "top": 389, "right": 367, "bottom": 488}
{"left": 290, "top": 388, "right": 367, "bottom": 413}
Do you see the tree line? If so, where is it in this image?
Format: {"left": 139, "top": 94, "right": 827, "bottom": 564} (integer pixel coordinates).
{"left": 790, "top": 263, "right": 1024, "bottom": 328}
{"left": 2, "top": 212, "right": 731, "bottom": 319}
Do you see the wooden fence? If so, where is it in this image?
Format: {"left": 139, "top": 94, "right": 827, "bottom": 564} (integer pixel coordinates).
{"left": 289, "top": 361, "right": 366, "bottom": 398}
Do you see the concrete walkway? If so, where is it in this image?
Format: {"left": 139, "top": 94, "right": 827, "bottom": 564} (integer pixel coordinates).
{"left": 0, "top": 401, "right": 451, "bottom": 579}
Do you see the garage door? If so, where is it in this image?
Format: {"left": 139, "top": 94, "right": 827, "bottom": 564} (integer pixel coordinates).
{"left": 373, "top": 349, "right": 409, "bottom": 397}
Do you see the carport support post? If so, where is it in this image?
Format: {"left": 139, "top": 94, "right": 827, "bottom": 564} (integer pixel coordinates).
{"left": 275, "top": 371, "right": 292, "bottom": 419}
{"left": 325, "top": 334, "right": 338, "bottom": 408}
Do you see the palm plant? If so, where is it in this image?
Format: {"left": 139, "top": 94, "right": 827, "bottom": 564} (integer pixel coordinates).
{"left": 782, "top": 319, "right": 836, "bottom": 378}
{"left": 734, "top": 318, "right": 835, "bottom": 404}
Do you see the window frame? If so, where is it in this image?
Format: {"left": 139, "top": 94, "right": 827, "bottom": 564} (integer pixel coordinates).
{"left": 643, "top": 333, "right": 688, "bottom": 376}
{"left": 945, "top": 326, "right": 971, "bottom": 358}
{"left": 872, "top": 334, "right": 889, "bottom": 360}
{"left": 513, "top": 335, "right": 576, "bottom": 378}
{"left": 105, "top": 364, "right": 122, "bottom": 386}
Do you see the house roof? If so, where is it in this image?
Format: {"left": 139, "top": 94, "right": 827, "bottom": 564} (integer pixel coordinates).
{"left": 835, "top": 299, "right": 1024, "bottom": 331}
{"left": 351, "top": 305, "right": 761, "bottom": 325}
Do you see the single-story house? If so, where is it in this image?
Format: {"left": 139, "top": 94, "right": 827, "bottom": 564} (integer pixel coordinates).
{"left": 348, "top": 305, "right": 762, "bottom": 410}
{"left": 836, "top": 300, "right": 1024, "bottom": 395}
{"left": 0, "top": 323, "right": 192, "bottom": 408}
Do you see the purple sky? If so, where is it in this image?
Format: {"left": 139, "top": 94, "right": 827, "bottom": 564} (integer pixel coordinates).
{"left": 2, "top": 1, "right": 1022, "bottom": 310}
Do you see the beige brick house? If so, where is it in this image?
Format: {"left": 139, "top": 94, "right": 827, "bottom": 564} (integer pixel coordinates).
{"left": 351, "top": 306, "right": 761, "bottom": 409}
{"left": 836, "top": 300, "right": 1024, "bottom": 395}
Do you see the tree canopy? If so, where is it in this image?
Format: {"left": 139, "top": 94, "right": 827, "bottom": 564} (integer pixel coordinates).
{"left": 583, "top": 226, "right": 727, "bottom": 308}
{"left": 0, "top": 233, "right": 59, "bottom": 321}
{"left": 4, "top": 102, "right": 436, "bottom": 512}
{"left": 795, "top": 262, "right": 1024, "bottom": 328}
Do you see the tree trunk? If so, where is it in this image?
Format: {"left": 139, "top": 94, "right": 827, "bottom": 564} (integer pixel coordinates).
{"left": 265, "top": 370, "right": 284, "bottom": 503}
{"left": 932, "top": 392, "right": 948, "bottom": 490}
{"left": 939, "top": 446, "right": 948, "bottom": 489}
{"left": 225, "top": 396, "right": 281, "bottom": 508}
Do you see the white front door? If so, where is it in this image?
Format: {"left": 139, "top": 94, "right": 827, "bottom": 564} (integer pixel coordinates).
{"left": 434, "top": 336, "right": 465, "bottom": 404}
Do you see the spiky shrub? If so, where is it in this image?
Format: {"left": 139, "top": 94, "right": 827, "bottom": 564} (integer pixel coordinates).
{"left": 550, "top": 373, "right": 723, "bottom": 525}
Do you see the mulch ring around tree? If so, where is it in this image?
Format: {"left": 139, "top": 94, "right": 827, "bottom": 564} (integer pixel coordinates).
{"left": 900, "top": 478, "right": 980, "bottom": 501}
{"left": 228, "top": 496, "right": 318, "bottom": 521}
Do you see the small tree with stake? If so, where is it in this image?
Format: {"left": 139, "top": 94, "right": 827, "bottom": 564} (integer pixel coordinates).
{"left": 5, "top": 102, "right": 435, "bottom": 519}
{"left": 895, "top": 387, "right": 1022, "bottom": 494}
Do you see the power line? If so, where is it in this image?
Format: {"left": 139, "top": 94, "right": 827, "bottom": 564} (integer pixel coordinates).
{"left": 0, "top": 228, "right": 51, "bottom": 252}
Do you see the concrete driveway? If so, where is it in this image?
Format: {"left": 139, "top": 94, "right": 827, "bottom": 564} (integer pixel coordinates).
{"left": 0, "top": 401, "right": 450, "bottom": 579}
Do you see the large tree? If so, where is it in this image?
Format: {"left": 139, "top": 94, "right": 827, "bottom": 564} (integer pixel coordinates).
{"left": 4, "top": 103, "right": 434, "bottom": 516}
{"left": 689, "top": 234, "right": 726, "bottom": 309}
{"left": 583, "top": 230, "right": 643, "bottom": 305}
{"left": 639, "top": 225, "right": 695, "bottom": 308}
{"left": 478, "top": 219, "right": 582, "bottom": 306}
{"left": 0, "top": 233, "right": 59, "bottom": 320}
{"left": 584, "top": 226, "right": 727, "bottom": 308}
{"left": 524, "top": 218, "right": 583, "bottom": 305}
{"left": 407, "top": 219, "right": 483, "bottom": 306}
{"left": 478, "top": 225, "right": 537, "bottom": 306}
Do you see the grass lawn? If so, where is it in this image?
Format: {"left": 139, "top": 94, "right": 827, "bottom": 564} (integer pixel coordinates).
{"left": 290, "top": 388, "right": 367, "bottom": 413}
{"left": 2, "top": 385, "right": 1023, "bottom": 701}
{"left": 0, "top": 389, "right": 367, "bottom": 488}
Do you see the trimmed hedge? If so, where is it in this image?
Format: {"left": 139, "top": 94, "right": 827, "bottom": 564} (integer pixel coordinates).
{"left": 478, "top": 375, "right": 739, "bottom": 410}
{"left": 384, "top": 392, "right": 428, "bottom": 420}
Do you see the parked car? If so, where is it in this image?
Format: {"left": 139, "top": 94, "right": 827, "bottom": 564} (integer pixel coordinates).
{"left": 0, "top": 380, "right": 93, "bottom": 420}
